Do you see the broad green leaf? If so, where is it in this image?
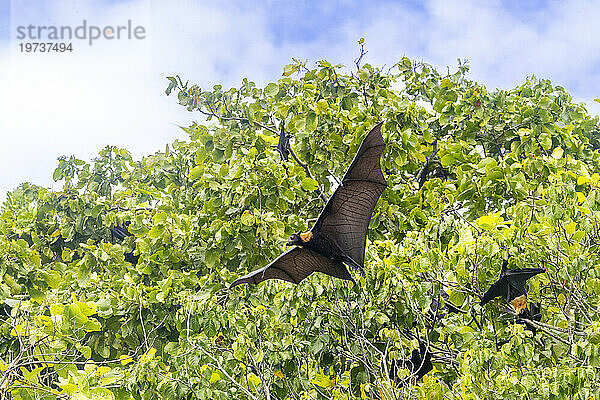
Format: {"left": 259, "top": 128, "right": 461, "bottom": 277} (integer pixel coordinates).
{"left": 552, "top": 147, "right": 564, "bottom": 159}
{"left": 264, "top": 83, "right": 278, "bottom": 96}
{"left": 241, "top": 210, "right": 255, "bottom": 226}
{"left": 301, "top": 178, "right": 319, "bottom": 191}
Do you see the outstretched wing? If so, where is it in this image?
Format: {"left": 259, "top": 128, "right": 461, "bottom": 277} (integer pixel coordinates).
{"left": 505, "top": 267, "right": 545, "bottom": 300}
{"left": 230, "top": 246, "right": 354, "bottom": 288}
{"left": 480, "top": 280, "right": 507, "bottom": 305}
{"left": 504, "top": 267, "right": 546, "bottom": 282}
{"left": 312, "top": 122, "right": 387, "bottom": 270}
{"left": 481, "top": 266, "right": 545, "bottom": 305}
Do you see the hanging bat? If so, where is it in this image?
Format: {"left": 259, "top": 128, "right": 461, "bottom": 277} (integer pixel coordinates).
{"left": 426, "top": 288, "right": 466, "bottom": 329}
{"left": 110, "top": 222, "right": 140, "bottom": 265}
{"left": 430, "top": 290, "right": 465, "bottom": 316}
{"left": 415, "top": 143, "right": 437, "bottom": 189}
{"left": 389, "top": 341, "right": 433, "bottom": 385}
{"left": 480, "top": 260, "right": 545, "bottom": 313}
{"left": 230, "top": 122, "right": 386, "bottom": 287}
{"left": 497, "top": 302, "right": 543, "bottom": 349}
{"left": 273, "top": 122, "right": 290, "bottom": 162}
{"left": 517, "top": 302, "right": 542, "bottom": 335}
{"left": 415, "top": 143, "right": 448, "bottom": 189}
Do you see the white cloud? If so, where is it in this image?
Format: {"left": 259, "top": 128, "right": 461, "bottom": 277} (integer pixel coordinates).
{"left": 331, "top": 0, "right": 600, "bottom": 114}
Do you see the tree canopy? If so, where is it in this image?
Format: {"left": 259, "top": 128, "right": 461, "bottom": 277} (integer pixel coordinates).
{"left": 3, "top": 50, "right": 600, "bottom": 399}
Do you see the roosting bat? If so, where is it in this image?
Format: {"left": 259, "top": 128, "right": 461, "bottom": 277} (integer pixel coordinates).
{"left": 430, "top": 290, "right": 465, "bottom": 317}
{"left": 230, "top": 122, "right": 386, "bottom": 287}
{"left": 496, "top": 302, "right": 543, "bottom": 349}
{"left": 517, "top": 302, "right": 542, "bottom": 335}
{"left": 110, "top": 222, "right": 140, "bottom": 265}
{"left": 480, "top": 260, "right": 545, "bottom": 313}
{"left": 390, "top": 341, "right": 433, "bottom": 385}
{"left": 273, "top": 122, "right": 290, "bottom": 162}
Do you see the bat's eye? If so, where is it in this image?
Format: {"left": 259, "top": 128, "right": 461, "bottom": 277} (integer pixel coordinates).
{"left": 286, "top": 234, "right": 300, "bottom": 246}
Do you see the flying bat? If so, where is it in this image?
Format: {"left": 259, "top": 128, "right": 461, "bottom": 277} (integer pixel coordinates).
{"left": 480, "top": 260, "right": 545, "bottom": 313}
{"left": 110, "top": 222, "right": 140, "bottom": 265}
{"left": 390, "top": 341, "right": 433, "bottom": 385}
{"left": 231, "top": 122, "right": 386, "bottom": 287}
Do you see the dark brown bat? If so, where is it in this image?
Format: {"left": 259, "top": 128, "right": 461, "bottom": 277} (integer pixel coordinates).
{"left": 110, "top": 222, "right": 140, "bottom": 265}
{"left": 273, "top": 122, "right": 290, "bottom": 162}
{"left": 231, "top": 122, "right": 386, "bottom": 287}
{"left": 517, "top": 302, "right": 542, "bottom": 335}
{"left": 481, "top": 260, "right": 545, "bottom": 313}
{"left": 389, "top": 341, "right": 433, "bottom": 385}
{"left": 430, "top": 290, "right": 465, "bottom": 316}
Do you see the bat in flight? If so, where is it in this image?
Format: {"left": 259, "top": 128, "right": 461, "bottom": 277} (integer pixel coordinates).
{"left": 231, "top": 122, "right": 386, "bottom": 287}
{"left": 480, "top": 260, "right": 545, "bottom": 313}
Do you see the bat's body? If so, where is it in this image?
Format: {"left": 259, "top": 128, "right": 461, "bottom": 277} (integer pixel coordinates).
{"left": 110, "top": 222, "right": 140, "bottom": 265}
{"left": 273, "top": 123, "right": 290, "bottom": 161}
{"left": 481, "top": 260, "right": 545, "bottom": 313}
{"left": 231, "top": 122, "right": 386, "bottom": 287}
{"left": 517, "top": 302, "right": 542, "bottom": 334}
{"left": 390, "top": 341, "right": 433, "bottom": 385}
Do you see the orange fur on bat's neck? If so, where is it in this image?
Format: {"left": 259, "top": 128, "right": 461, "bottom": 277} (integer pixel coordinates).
{"left": 299, "top": 231, "right": 313, "bottom": 243}
{"left": 510, "top": 295, "right": 528, "bottom": 314}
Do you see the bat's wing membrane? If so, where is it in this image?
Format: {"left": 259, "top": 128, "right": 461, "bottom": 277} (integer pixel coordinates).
{"left": 480, "top": 280, "right": 507, "bottom": 305}
{"left": 111, "top": 225, "right": 132, "bottom": 241}
{"left": 482, "top": 267, "right": 545, "bottom": 304}
{"left": 505, "top": 267, "right": 546, "bottom": 281}
{"left": 230, "top": 246, "right": 353, "bottom": 288}
{"left": 313, "top": 123, "right": 387, "bottom": 270}
{"left": 505, "top": 267, "right": 545, "bottom": 300}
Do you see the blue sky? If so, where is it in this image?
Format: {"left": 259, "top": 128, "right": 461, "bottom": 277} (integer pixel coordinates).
{"left": 1, "top": 0, "right": 600, "bottom": 201}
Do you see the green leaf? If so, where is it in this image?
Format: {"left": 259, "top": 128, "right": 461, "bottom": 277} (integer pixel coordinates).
{"left": 241, "top": 210, "right": 255, "bottom": 226}
{"left": 84, "top": 319, "right": 102, "bottom": 332}
{"left": 301, "top": 178, "right": 319, "bottom": 191}
{"left": 28, "top": 286, "right": 46, "bottom": 303}
{"left": 148, "top": 225, "right": 165, "bottom": 239}
{"left": 39, "top": 270, "right": 62, "bottom": 289}
{"left": 316, "top": 99, "right": 329, "bottom": 114}
{"left": 283, "top": 63, "right": 299, "bottom": 76}
{"left": 79, "top": 345, "right": 92, "bottom": 359}
{"left": 265, "top": 83, "right": 278, "bottom": 97}
{"left": 153, "top": 212, "right": 168, "bottom": 225}
{"left": 358, "top": 68, "right": 369, "bottom": 81}
{"left": 588, "top": 332, "right": 600, "bottom": 344}
{"left": 552, "top": 147, "right": 564, "bottom": 159}
{"left": 440, "top": 153, "right": 454, "bottom": 167}
{"left": 189, "top": 166, "right": 203, "bottom": 180}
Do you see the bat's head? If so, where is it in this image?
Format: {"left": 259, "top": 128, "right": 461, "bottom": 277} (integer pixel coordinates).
{"left": 287, "top": 231, "right": 313, "bottom": 246}
{"left": 287, "top": 233, "right": 302, "bottom": 246}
